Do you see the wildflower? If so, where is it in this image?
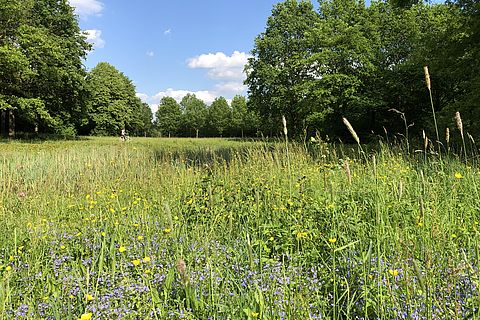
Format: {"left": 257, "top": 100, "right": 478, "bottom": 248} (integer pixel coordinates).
{"left": 109, "top": 208, "right": 115, "bottom": 213}
{"left": 132, "top": 259, "right": 141, "bottom": 266}
{"left": 80, "top": 312, "right": 92, "bottom": 320}
{"left": 328, "top": 237, "right": 337, "bottom": 244}
{"left": 9, "top": 255, "right": 14, "bottom": 262}
{"left": 101, "top": 232, "right": 106, "bottom": 237}
{"left": 389, "top": 269, "right": 399, "bottom": 277}
{"left": 137, "top": 235, "right": 144, "bottom": 241}
{"left": 143, "top": 256, "right": 151, "bottom": 263}
{"left": 75, "top": 232, "right": 82, "bottom": 237}
{"left": 163, "top": 228, "right": 172, "bottom": 234}
{"left": 118, "top": 246, "right": 126, "bottom": 253}
{"left": 296, "top": 232, "right": 308, "bottom": 240}
{"left": 60, "top": 245, "right": 66, "bottom": 250}
{"left": 69, "top": 295, "right": 75, "bottom": 299}
{"left": 186, "top": 198, "right": 193, "bottom": 205}
{"left": 455, "top": 172, "right": 463, "bottom": 179}
{"left": 85, "top": 294, "right": 94, "bottom": 301}
{"left": 251, "top": 311, "right": 260, "bottom": 318}
{"left": 5, "top": 266, "right": 12, "bottom": 271}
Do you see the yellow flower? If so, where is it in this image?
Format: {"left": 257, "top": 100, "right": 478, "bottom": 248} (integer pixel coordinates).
{"left": 60, "top": 245, "right": 66, "bottom": 250}
{"left": 132, "top": 259, "right": 141, "bottom": 266}
{"left": 137, "top": 235, "right": 144, "bottom": 241}
{"left": 389, "top": 269, "right": 399, "bottom": 277}
{"left": 251, "top": 312, "right": 259, "bottom": 318}
{"left": 143, "top": 256, "right": 151, "bottom": 263}
{"left": 296, "top": 232, "right": 308, "bottom": 239}
{"left": 85, "top": 294, "right": 94, "bottom": 301}
{"left": 8, "top": 255, "right": 14, "bottom": 262}
{"left": 118, "top": 246, "right": 126, "bottom": 253}
{"left": 328, "top": 237, "right": 337, "bottom": 244}
{"left": 163, "top": 228, "right": 172, "bottom": 234}
{"left": 101, "top": 232, "right": 106, "bottom": 237}
{"left": 109, "top": 208, "right": 115, "bottom": 213}
{"left": 79, "top": 312, "right": 92, "bottom": 320}
{"left": 5, "top": 266, "right": 12, "bottom": 271}
{"left": 69, "top": 295, "right": 75, "bottom": 299}
{"left": 455, "top": 172, "right": 463, "bottom": 179}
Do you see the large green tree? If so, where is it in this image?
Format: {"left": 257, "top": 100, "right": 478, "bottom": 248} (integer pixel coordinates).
{"left": 0, "top": 0, "right": 90, "bottom": 136}
{"left": 245, "top": 0, "right": 320, "bottom": 136}
{"left": 155, "top": 97, "right": 182, "bottom": 137}
{"left": 180, "top": 94, "right": 207, "bottom": 138}
{"left": 85, "top": 62, "right": 140, "bottom": 136}
{"left": 207, "top": 96, "right": 231, "bottom": 136}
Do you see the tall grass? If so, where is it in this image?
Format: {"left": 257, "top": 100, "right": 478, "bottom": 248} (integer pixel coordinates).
{"left": 0, "top": 136, "right": 479, "bottom": 319}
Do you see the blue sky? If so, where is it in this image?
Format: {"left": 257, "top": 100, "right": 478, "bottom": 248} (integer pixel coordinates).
{"left": 69, "top": 0, "right": 288, "bottom": 112}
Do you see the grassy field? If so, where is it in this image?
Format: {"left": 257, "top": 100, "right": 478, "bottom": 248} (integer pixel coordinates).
{"left": 0, "top": 136, "right": 479, "bottom": 319}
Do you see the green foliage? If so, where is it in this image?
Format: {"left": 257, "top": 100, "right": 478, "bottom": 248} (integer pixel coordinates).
{"left": 1, "top": 138, "right": 480, "bottom": 318}
{"left": 207, "top": 97, "right": 231, "bottom": 136}
{"left": 0, "top": 0, "right": 89, "bottom": 135}
{"left": 155, "top": 97, "right": 182, "bottom": 137}
{"left": 86, "top": 62, "right": 148, "bottom": 136}
{"left": 181, "top": 94, "right": 207, "bottom": 137}
{"left": 246, "top": 0, "right": 479, "bottom": 141}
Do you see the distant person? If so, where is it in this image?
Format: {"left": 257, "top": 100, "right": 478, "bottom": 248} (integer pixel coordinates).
{"left": 120, "top": 128, "right": 126, "bottom": 141}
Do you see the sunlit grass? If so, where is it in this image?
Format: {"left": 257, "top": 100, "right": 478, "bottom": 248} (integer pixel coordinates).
{"left": 0, "top": 137, "right": 479, "bottom": 319}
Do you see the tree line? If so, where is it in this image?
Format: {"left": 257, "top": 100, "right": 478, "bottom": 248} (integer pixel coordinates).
{"left": 0, "top": 0, "right": 259, "bottom": 138}
{"left": 245, "top": 0, "right": 480, "bottom": 141}
{"left": 2, "top": 0, "right": 478, "bottom": 140}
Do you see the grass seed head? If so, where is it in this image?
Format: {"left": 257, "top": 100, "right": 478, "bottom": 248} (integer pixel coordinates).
{"left": 342, "top": 117, "right": 360, "bottom": 145}
{"left": 455, "top": 111, "right": 464, "bottom": 138}
{"left": 424, "top": 66, "right": 431, "bottom": 90}
{"left": 176, "top": 258, "right": 189, "bottom": 285}
{"left": 282, "top": 115, "right": 288, "bottom": 136}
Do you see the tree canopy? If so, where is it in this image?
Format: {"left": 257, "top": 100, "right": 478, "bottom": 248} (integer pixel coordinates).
{"left": 245, "top": 0, "right": 480, "bottom": 140}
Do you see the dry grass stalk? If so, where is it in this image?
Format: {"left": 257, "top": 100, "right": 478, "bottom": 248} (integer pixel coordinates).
{"left": 176, "top": 258, "right": 189, "bottom": 285}
{"left": 455, "top": 111, "right": 464, "bottom": 139}
{"left": 344, "top": 159, "right": 352, "bottom": 185}
{"left": 424, "top": 66, "right": 431, "bottom": 90}
{"left": 282, "top": 115, "right": 288, "bottom": 136}
{"left": 342, "top": 117, "right": 360, "bottom": 145}
{"left": 423, "top": 130, "right": 428, "bottom": 150}
{"left": 468, "top": 132, "right": 475, "bottom": 144}
{"left": 446, "top": 127, "right": 450, "bottom": 145}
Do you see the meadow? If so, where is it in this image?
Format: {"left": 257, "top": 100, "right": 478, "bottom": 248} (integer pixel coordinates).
{"left": 0, "top": 136, "right": 479, "bottom": 319}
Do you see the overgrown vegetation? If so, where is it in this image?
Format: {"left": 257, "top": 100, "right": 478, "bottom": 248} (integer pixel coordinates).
{"left": 1, "top": 136, "right": 479, "bottom": 319}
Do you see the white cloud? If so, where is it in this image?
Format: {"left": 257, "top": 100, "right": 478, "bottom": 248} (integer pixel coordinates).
{"left": 137, "top": 89, "right": 218, "bottom": 113}
{"left": 188, "top": 51, "right": 250, "bottom": 69}
{"left": 146, "top": 51, "right": 155, "bottom": 57}
{"left": 69, "top": 0, "right": 104, "bottom": 18}
{"left": 84, "top": 29, "right": 105, "bottom": 49}
{"left": 187, "top": 51, "right": 251, "bottom": 81}
{"left": 164, "top": 28, "right": 172, "bottom": 35}
{"left": 136, "top": 51, "right": 251, "bottom": 114}
{"left": 215, "top": 82, "right": 247, "bottom": 94}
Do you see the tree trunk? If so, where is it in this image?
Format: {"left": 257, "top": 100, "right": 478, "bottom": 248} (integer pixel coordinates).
{"left": 0, "top": 110, "right": 6, "bottom": 138}
{"left": 8, "top": 109, "right": 15, "bottom": 139}
{"left": 196, "top": 129, "right": 199, "bottom": 138}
